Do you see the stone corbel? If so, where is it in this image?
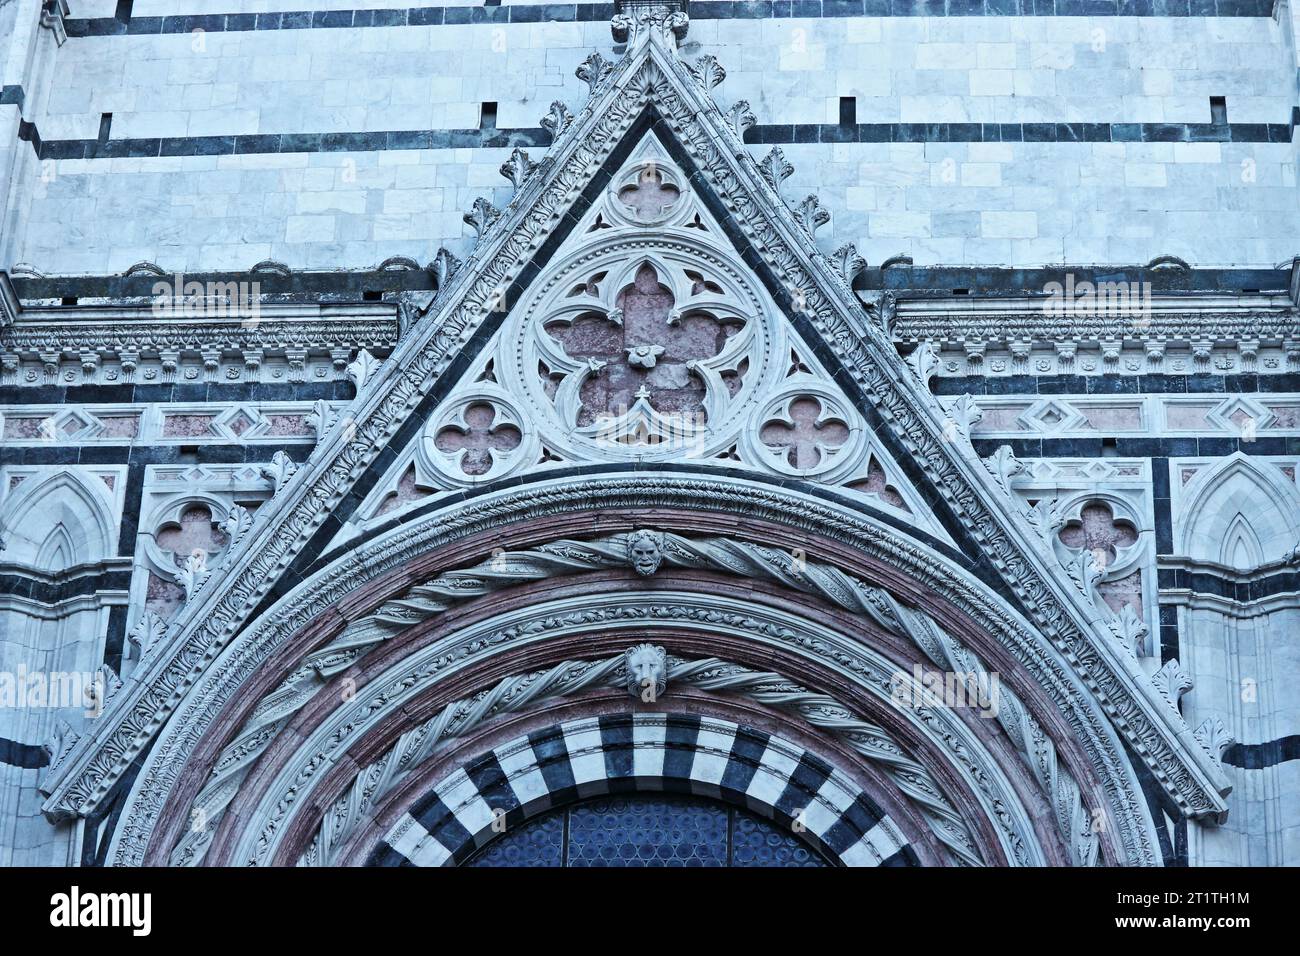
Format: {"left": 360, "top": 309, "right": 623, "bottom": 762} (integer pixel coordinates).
{"left": 285, "top": 348, "right": 308, "bottom": 384}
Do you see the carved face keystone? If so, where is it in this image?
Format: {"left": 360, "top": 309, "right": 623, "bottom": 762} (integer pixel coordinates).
{"left": 627, "top": 530, "right": 665, "bottom": 576}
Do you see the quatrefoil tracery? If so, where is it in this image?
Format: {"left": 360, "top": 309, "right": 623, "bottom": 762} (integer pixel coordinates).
{"left": 416, "top": 141, "right": 879, "bottom": 492}
{"left": 541, "top": 261, "right": 748, "bottom": 431}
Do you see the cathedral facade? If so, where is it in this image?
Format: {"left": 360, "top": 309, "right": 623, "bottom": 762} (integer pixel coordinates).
{"left": 0, "top": 0, "right": 1297, "bottom": 867}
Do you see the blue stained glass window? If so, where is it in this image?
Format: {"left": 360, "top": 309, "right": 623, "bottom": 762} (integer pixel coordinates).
{"left": 465, "top": 793, "right": 830, "bottom": 867}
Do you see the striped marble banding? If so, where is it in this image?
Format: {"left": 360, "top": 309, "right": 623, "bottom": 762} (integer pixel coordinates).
{"left": 368, "top": 713, "right": 919, "bottom": 867}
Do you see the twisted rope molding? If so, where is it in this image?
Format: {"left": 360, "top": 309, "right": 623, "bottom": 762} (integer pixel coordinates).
{"left": 883, "top": 596, "right": 1101, "bottom": 867}
{"left": 174, "top": 531, "right": 1092, "bottom": 866}
{"left": 297, "top": 653, "right": 983, "bottom": 868}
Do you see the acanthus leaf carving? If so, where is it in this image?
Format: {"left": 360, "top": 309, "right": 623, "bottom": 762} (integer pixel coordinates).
{"left": 217, "top": 504, "right": 254, "bottom": 561}
{"left": 260, "top": 450, "right": 299, "bottom": 495}
{"left": 499, "top": 148, "right": 539, "bottom": 191}
{"left": 539, "top": 100, "right": 574, "bottom": 140}
{"left": 757, "top": 147, "right": 794, "bottom": 196}
{"left": 127, "top": 610, "right": 169, "bottom": 663}
{"left": 983, "top": 444, "right": 1025, "bottom": 498}
{"left": 346, "top": 348, "right": 379, "bottom": 391}
{"left": 38, "top": 721, "right": 81, "bottom": 796}
{"left": 945, "top": 394, "right": 983, "bottom": 450}
{"left": 463, "top": 197, "right": 502, "bottom": 241}
{"left": 307, "top": 400, "right": 335, "bottom": 442}
{"left": 1151, "top": 659, "right": 1194, "bottom": 713}
{"left": 1194, "top": 716, "right": 1235, "bottom": 768}
{"left": 831, "top": 243, "right": 866, "bottom": 287}
{"left": 576, "top": 51, "right": 614, "bottom": 94}
{"left": 1107, "top": 603, "right": 1146, "bottom": 661}
{"left": 429, "top": 248, "right": 461, "bottom": 289}
{"left": 689, "top": 54, "right": 726, "bottom": 93}
{"left": 726, "top": 100, "right": 756, "bottom": 140}
{"left": 794, "top": 194, "right": 830, "bottom": 237}
{"left": 1065, "top": 547, "right": 1104, "bottom": 604}
{"left": 174, "top": 551, "right": 210, "bottom": 602}
{"left": 907, "top": 341, "right": 940, "bottom": 388}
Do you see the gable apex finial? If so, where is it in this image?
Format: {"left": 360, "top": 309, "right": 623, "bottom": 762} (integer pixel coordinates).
{"left": 611, "top": 3, "right": 690, "bottom": 48}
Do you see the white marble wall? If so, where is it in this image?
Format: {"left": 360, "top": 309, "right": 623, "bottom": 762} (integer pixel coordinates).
{"left": 0, "top": 7, "right": 1293, "bottom": 272}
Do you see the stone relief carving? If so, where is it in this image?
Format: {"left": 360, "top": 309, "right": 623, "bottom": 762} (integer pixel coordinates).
{"left": 175, "top": 529, "right": 1113, "bottom": 869}
{"left": 626, "top": 529, "right": 666, "bottom": 576}
{"left": 624, "top": 643, "right": 668, "bottom": 699}
{"left": 46, "top": 18, "right": 1227, "bottom": 862}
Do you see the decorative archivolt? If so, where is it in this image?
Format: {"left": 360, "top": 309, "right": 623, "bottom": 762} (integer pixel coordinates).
{"left": 171, "top": 530, "right": 1104, "bottom": 869}
{"left": 300, "top": 655, "right": 960, "bottom": 868}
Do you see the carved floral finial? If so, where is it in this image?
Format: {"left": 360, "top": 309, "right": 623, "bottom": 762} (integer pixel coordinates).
{"left": 611, "top": 5, "right": 689, "bottom": 46}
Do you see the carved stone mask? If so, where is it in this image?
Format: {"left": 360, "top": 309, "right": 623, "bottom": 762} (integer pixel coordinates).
{"left": 624, "top": 643, "right": 668, "bottom": 700}
{"left": 626, "top": 529, "right": 665, "bottom": 576}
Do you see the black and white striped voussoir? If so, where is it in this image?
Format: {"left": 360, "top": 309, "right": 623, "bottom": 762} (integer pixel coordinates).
{"left": 368, "top": 713, "right": 919, "bottom": 867}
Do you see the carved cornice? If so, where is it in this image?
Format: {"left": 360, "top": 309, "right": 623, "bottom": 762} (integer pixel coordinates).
{"left": 892, "top": 295, "right": 1298, "bottom": 347}
{"left": 1, "top": 307, "right": 398, "bottom": 357}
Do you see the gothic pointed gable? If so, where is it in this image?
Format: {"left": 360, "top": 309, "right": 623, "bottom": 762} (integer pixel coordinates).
{"left": 41, "top": 8, "right": 1231, "bottom": 838}
{"left": 345, "top": 129, "right": 952, "bottom": 544}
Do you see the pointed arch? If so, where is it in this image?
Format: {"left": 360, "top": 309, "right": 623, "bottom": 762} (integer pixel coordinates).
{"left": 0, "top": 470, "right": 116, "bottom": 571}
{"left": 1179, "top": 453, "right": 1300, "bottom": 569}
